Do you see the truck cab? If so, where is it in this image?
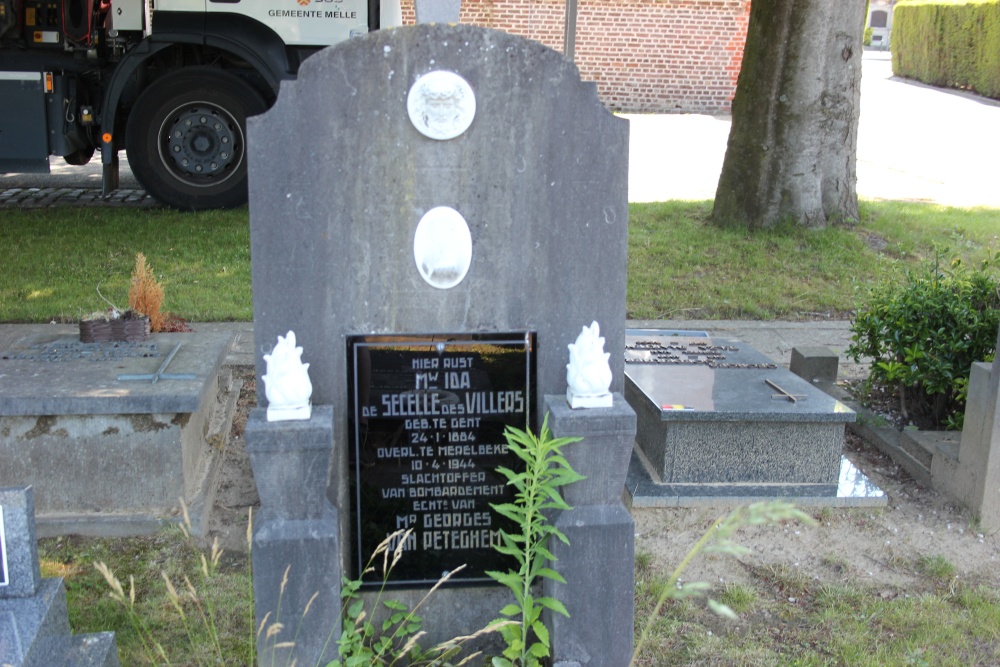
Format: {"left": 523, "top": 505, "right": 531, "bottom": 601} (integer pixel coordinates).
{"left": 0, "top": 0, "right": 400, "bottom": 208}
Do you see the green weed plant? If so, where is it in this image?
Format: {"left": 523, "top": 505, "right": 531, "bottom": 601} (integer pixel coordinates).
{"left": 487, "top": 415, "right": 584, "bottom": 667}
{"left": 324, "top": 528, "right": 503, "bottom": 667}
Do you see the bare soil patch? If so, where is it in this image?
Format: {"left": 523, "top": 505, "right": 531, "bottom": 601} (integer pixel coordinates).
{"left": 635, "top": 432, "right": 1000, "bottom": 596}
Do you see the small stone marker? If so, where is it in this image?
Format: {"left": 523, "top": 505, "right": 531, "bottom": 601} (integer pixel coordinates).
{"left": 790, "top": 345, "right": 840, "bottom": 383}
{"left": 0, "top": 486, "right": 121, "bottom": 666}
{"left": 0, "top": 487, "right": 41, "bottom": 599}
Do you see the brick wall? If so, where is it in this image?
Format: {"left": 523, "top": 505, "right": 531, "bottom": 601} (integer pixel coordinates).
{"left": 400, "top": 0, "right": 750, "bottom": 113}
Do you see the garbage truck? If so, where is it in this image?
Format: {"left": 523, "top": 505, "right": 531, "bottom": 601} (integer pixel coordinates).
{"left": 0, "top": 0, "right": 400, "bottom": 208}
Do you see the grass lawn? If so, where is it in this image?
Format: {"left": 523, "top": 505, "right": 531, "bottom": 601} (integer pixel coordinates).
{"left": 0, "top": 207, "right": 251, "bottom": 323}
{"left": 3, "top": 200, "right": 1000, "bottom": 323}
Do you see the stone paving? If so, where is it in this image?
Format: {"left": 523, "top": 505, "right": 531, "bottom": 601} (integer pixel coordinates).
{"left": 0, "top": 187, "right": 159, "bottom": 209}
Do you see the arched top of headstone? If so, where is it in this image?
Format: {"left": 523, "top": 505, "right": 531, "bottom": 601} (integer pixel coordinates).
{"left": 270, "top": 23, "right": 607, "bottom": 133}
{"left": 249, "top": 22, "right": 628, "bottom": 413}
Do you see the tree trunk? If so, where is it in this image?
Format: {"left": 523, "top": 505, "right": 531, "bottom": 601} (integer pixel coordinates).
{"left": 712, "top": 0, "right": 866, "bottom": 229}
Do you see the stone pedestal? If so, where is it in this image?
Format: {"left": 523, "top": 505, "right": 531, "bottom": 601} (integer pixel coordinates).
{"left": 0, "top": 487, "right": 120, "bottom": 667}
{"left": 790, "top": 345, "right": 840, "bottom": 383}
{"left": 541, "top": 394, "right": 636, "bottom": 666}
{"left": 247, "top": 407, "right": 342, "bottom": 666}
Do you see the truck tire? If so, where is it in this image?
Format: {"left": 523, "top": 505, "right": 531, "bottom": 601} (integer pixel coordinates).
{"left": 126, "top": 68, "right": 267, "bottom": 210}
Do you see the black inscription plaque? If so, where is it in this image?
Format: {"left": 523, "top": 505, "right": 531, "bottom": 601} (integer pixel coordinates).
{"left": 348, "top": 333, "right": 535, "bottom": 586}
{"left": 0, "top": 505, "right": 7, "bottom": 587}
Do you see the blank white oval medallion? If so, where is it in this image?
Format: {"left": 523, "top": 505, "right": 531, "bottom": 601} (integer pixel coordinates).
{"left": 407, "top": 71, "right": 476, "bottom": 140}
{"left": 413, "top": 206, "right": 473, "bottom": 289}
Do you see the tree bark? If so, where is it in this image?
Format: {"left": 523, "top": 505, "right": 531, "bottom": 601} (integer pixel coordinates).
{"left": 712, "top": 0, "right": 867, "bottom": 229}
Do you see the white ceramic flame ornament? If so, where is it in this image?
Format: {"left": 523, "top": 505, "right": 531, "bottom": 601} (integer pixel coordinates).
{"left": 566, "top": 321, "right": 613, "bottom": 409}
{"left": 262, "top": 330, "right": 313, "bottom": 421}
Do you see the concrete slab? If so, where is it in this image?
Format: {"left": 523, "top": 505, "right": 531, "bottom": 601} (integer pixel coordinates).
{"left": 0, "top": 331, "right": 236, "bottom": 535}
{"left": 0, "top": 331, "right": 233, "bottom": 415}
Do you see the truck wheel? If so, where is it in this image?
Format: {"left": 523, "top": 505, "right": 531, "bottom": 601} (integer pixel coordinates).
{"left": 126, "top": 68, "right": 267, "bottom": 210}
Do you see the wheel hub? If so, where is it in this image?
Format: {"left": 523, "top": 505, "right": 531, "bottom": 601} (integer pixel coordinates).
{"left": 161, "top": 105, "right": 241, "bottom": 184}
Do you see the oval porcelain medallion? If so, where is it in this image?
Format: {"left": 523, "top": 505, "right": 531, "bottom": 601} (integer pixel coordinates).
{"left": 413, "top": 206, "right": 473, "bottom": 289}
{"left": 407, "top": 71, "right": 476, "bottom": 140}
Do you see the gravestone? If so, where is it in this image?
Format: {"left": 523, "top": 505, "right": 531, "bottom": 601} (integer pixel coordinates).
{"left": 625, "top": 330, "right": 885, "bottom": 507}
{"left": 0, "top": 486, "right": 120, "bottom": 666}
{"left": 248, "top": 22, "right": 634, "bottom": 665}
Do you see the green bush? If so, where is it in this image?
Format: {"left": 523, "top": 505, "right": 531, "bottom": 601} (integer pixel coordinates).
{"left": 892, "top": 0, "right": 1000, "bottom": 100}
{"left": 847, "top": 254, "right": 1000, "bottom": 430}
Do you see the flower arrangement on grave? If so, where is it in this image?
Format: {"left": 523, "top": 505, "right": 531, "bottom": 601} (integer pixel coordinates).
{"left": 79, "top": 253, "right": 187, "bottom": 342}
{"left": 128, "top": 252, "right": 165, "bottom": 332}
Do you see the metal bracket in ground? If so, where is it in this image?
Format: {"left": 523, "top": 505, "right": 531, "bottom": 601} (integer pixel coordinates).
{"left": 117, "top": 342, "right": 196, "bottom": 383}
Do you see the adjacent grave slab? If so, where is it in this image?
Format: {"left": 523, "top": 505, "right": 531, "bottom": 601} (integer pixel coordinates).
{"left": 625, "top": 330, "right": 885, "bottom": 507}
{"left": 0, "top": 331, "right": 233, "bottom": 535}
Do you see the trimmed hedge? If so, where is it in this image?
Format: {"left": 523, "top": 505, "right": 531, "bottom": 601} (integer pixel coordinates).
{"left": 892, "top": 0, "right": 1000, "bottom": 99}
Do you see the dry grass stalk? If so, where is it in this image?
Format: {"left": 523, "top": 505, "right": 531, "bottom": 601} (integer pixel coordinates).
{"left": 128, "top": 252, "right": 166, "bottom": 332}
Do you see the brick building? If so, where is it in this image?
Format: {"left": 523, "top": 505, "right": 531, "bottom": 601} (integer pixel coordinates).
{"left": 401, "top": 0, "right": 751, "bottom": 113}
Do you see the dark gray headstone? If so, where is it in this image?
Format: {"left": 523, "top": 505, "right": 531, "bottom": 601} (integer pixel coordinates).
{"left": 249, "top": 21, "right": 628, "bottom": 567}
{"left": 247, "top": 22, "right": 631, "bottom": 661}
{"left": 250, "top": 23, "right": 628, "bottom": 422}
